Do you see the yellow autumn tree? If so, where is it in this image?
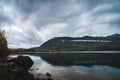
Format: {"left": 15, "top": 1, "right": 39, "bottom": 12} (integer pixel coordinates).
{"left": 0, "top": 30, "right": 9, "bottom": 61}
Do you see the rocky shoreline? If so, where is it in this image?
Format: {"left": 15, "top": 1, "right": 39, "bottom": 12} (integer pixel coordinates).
{"left": 0, "top": 56, "right": 53, "bottom": 80}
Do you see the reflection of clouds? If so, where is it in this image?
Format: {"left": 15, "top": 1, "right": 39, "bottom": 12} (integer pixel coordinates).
{"left": 28, "top": 55, "right": 120, "bottom": 80}
{"left": 70, "top": 65, "right": 120, "bottom": 80}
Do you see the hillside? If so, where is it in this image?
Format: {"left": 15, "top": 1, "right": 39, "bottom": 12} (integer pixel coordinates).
{"left": 28, "top": 33, "right": 119, "bottom": 52}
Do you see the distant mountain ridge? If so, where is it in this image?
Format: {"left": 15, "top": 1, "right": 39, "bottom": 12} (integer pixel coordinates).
{"left": 28, "top": 33, "right": 120, "bottom": 52}
{"left": 45, "top": 33, "right": 120, "bottom": 42}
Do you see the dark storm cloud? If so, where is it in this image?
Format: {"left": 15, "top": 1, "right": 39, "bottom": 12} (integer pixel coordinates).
{"left": 0, "top": 0, "right": 120, "bottom": 48}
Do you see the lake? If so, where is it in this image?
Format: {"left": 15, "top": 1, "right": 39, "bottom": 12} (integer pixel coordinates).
{"left": 10, "top": 52, "right": 120, "bottom": 80}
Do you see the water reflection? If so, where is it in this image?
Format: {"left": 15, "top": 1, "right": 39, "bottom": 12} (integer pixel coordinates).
{"left": 28, "top": 55, "right": 120, "bottom": 80}
{"left": 10, "top": 54, "right": 120, "bottom": 80}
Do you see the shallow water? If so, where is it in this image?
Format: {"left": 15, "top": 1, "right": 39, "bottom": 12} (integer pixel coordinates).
{"left": 10, "top": 54, "right": 120, "bottom": 80}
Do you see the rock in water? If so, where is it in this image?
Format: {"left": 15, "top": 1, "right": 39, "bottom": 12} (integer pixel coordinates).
{"left": 0, "top": 62, "right": 34, "bottom": 80}
{"left": 35, "top": 73, "right": 53, "bottom": 80}
{"left": 46, "top": 72, "right": 52, "bottom": 77}
{"left": 9, "top": 56, "right": 34, "bottom": 71}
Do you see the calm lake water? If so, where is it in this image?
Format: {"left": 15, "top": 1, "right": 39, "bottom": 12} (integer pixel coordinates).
{"left": 10, "top": 52, "right": 120, "bottom": 80}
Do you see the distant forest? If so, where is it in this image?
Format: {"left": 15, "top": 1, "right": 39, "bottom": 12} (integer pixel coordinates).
{"left": 10, "top": 33, "right": 120, "bottom": 53}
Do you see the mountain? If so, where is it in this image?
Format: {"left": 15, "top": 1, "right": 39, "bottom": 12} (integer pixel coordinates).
{"left": 28, "top": 34, "right": 120, "bottom": 52}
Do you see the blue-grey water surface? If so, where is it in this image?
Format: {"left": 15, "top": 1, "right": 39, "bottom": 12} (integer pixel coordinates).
{"left": 10, "top": 54, "right": 120, "bottom": 80}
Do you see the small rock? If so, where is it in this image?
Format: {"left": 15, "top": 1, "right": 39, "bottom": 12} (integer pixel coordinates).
{"left": 35, "top": 73, "right": 53, "bottom": 80}
{"left": 46, "top": 72, "right": 52, "bottom": 77}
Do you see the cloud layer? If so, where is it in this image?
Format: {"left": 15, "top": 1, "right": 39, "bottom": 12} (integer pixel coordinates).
{"left": 0, "top": 0, "right": 120, "bottom": 48}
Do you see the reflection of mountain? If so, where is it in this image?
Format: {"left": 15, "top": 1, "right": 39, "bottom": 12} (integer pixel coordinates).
{"left": 39, "top": 53, "right": 120, "bottom": 68}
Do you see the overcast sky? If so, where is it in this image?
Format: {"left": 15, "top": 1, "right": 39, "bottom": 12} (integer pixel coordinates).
{"left": 0, "top": 0, "right": 120, "bottom": 48}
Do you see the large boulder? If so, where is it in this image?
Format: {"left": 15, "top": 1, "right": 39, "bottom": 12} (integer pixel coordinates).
{"left": 9, "top": 56, "right": 34, "bottom": 71}
{"left": 0, "top": 62, "right": 34, "bottom": 80}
